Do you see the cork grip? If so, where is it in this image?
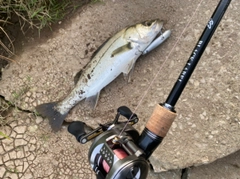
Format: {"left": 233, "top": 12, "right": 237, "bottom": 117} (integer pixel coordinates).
{"left": 146, "top": 104, "right": 177, "bottom": 137}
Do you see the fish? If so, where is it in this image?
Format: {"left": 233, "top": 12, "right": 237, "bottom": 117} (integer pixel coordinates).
{"left": 36, "top": 19, "right": 171, "bottom": 132}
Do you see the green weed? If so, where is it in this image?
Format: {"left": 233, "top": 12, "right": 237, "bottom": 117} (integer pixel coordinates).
{"left": 0, "top": 96, "right": 13, "bottom": 126}
{"left": 0, "top": 20, "right": 15, "bottom": 63}
{"left": 91, "top": 0, "right": 103, "bottom": 3}
{"left": 0, "top": 131, "right": 10, "bottom": 139}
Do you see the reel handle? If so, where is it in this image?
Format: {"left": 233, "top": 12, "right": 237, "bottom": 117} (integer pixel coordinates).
{"left": 68, "top": 106, "right": 139, "bottom": 144}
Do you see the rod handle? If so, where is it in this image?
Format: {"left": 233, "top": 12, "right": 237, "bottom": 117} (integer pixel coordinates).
{"left": 145, "top": 104, "right": 177, "bottom": 137}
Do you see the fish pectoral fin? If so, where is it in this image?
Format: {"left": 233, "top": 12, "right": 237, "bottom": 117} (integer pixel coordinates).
{"left": 123, "top": 60, "right": 136, "bottom": 83}
{"left": 85, "top": 92, "right": 100, "bottom": 109}
{"left": 111, "top": 42, "right": 133, "bottom": 57}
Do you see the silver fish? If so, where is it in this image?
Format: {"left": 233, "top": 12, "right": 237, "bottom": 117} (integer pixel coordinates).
{"left": 36, "top": 19, "right": 170, "bottom": 131}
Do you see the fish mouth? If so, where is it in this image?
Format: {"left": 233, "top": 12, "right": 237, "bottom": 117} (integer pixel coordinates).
{"left": 152, "top": 21, "right": 164, "bottom": 40}
{"left": 149, "top": 19, "right": 164, "bottom": 40}
{"left": 154, "top": 28, "right": 164, "bottom": 40}
{"left": 139, "top": 19, "right": 164, "bottom": 38}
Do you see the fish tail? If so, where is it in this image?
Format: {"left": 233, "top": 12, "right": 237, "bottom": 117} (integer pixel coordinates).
{"left": 36, "top": 102, "right": 67, "bottom": 132}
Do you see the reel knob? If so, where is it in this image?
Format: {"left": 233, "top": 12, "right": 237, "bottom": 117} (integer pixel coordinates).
{"left": 68, "top": 121, "right": 93, "bottom": 143}
{"left": 117, "top": 106, "right": 137, "bottom": 119}
{"left": 117, "top": 106, "right": 133, "bottom": 119}
{"left": 117, "top": 106, "right": 138, "bottom": 123}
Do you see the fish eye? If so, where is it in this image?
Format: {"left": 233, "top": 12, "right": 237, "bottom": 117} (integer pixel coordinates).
{"left": 142, "top": 21, "right": 153, "bottom": 27}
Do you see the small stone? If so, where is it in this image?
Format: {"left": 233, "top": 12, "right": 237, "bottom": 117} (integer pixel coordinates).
{"left": 23, "top": 103, "right": 28, "bottom": 108}
{"left": 202, "top": 111, "right": 207, "bottom": 116}
{"left": 30, "top": 137, "right": 37, "bottom": 144}
{"left": 28, "top": 125, "right": 38, "bottom": 132}
{"left": 172, "top": 122, "right": 177, "bottom": 129}
{"left": 140, "top": 83, "right": 146, "bottom": 87}
{"left": 25, "top": 97, "right": 29, "bottom": 103}
{"left": 200, "top": 78, "right": 206, "bottom": 83}
{"left": 26, "top": 91, "right": 32, "bottom": 97}
{"left": 200, "top": 114, "right": 205, "bottom": 120}
{"left": 201, "top": 156, "right": 210, "bottom": 164}
{"left": 211, "top": 130, "right": 219, "bottom": 135}
{"left": 100, "top": 97, "right": 105, "bottom": 103}
{"left": 194, "top": 80, "right": 200, "bottom": 87}
{"left": 32, "top": 102, "right": 37, "bottom": 107}
{"left": 25, "top": 118, "right": 31, "bottom": 124}
{"left": 32, "top": 92, "right": 36, "bottom": 99}
{"left": 36, "top": 93, "right": 42, "bottom": 98}
{"left": 206, "top": 46, "right": 211, "bottom": 55}
{"left": 35, "top": 116, "right": 43, "bottom": 124}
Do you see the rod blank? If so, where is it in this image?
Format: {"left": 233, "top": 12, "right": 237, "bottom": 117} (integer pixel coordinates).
{"left": 165, "top": 0, "right": 231, "bottom": 108}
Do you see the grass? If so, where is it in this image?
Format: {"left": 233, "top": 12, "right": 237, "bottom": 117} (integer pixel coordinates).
{"left": 0, "top": 131, "right": 10, "bottom": 139}
{"left": 0, "top": 0, "right": 71, "bottom": 31}
{"left": 0, "top": 96, "right": 11, "bottom": 138}
{"left": 0, "top": 19, "right": 15, "bottom": 63}
{"left": 0, "top": 96, "right": 12, "bottom": 125}
{"left": 0, "top": 0, "right": 93, "bottom": 64}
{"left": 0, "top": 0, "right": 71, "bottom": 64}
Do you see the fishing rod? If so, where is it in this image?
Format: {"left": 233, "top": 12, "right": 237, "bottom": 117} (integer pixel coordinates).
{"left": 68, "top": 0, "right": 231, "bottom": 178}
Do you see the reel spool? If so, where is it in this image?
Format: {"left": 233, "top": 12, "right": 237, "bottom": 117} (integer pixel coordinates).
{"left": 88, "top": 123, "right": 149, "bottom": 179}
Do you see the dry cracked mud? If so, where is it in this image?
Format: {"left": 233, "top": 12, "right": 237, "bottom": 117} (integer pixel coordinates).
{"left": 0, "top": 0, "right": 240, "bottom": 178}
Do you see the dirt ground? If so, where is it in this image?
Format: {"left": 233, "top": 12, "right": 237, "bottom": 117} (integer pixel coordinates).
{"left": 0, "top": 0, "right": 240, "bottom": 178}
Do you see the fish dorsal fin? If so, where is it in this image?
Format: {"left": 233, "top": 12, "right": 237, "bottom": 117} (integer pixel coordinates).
{"left": 91, "top": 37, "right": 111, "bottom": 59}
{"left": 85, "top": 92, "right": 100, "bottom": 109}
{"left": 74, "top": 38, "right": 111, "bottom": 85}
{"left": 74, "top": 69, "right": 83, "bottom": 85}
{"left": 111, "top": 42, "right": 133, "bottom": 58}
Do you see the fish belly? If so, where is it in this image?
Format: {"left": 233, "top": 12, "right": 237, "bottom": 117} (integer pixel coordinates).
{"left": 85, "top": 49, "right": 140, "bottom": 98}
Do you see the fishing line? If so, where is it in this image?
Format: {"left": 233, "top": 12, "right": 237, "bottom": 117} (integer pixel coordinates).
{"left": 119, "top": 0, "right": 205, "bottom": 136}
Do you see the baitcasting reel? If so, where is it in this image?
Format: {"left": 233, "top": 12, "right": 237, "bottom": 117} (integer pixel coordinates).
{"left": 68, "top": 106, "right": 150, "bottom": 179}
{"left": 68, "top": 0, "right": 231, "bottom": 178}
